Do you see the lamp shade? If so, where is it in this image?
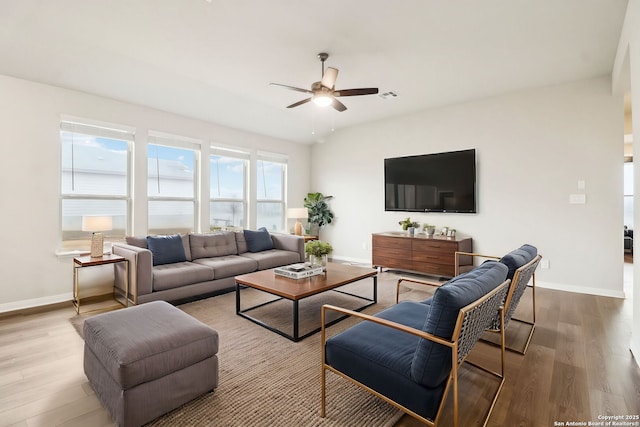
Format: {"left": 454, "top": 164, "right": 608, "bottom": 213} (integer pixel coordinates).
{"left": 287, "top": 208, "right": 308, "bottom": 219}
{"left": 82, "top": 216, "right": 113, "bottom": 232}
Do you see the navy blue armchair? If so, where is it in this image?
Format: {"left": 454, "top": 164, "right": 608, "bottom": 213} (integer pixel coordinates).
{"left": 321, "top": 261, "right": 510, "bottom": 426}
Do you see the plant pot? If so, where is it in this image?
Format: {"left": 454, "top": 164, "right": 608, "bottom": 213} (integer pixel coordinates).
{"left": 408, "top": 227, "right": 416, "bottom": 236}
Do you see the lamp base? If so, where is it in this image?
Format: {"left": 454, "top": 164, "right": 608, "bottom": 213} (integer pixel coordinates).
{"left": 90, "top": 232, "right": 104, "bottom": 258}
{"left": 294, "top": 221, "right": 303, "bottom": 236}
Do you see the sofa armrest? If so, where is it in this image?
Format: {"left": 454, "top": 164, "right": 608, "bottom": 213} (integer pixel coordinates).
{"left": 271, "top": 233, "right": 305, "bottom": 262}
{"left": 112, "top": 243, "right": 153, "bottom": 304}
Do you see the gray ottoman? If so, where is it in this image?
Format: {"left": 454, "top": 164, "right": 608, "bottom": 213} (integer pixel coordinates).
{"left": 83, "top": 301, "right": 219, "bottom": 427}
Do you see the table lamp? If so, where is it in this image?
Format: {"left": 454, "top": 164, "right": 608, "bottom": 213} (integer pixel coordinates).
{"left": 82, "top": 216, "right": 113, "bottom": 258}
{"left": 287, "top": 208, "right": 308, "bottom": 236}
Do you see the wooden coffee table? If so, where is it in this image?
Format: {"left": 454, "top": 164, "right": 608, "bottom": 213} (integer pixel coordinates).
{"left": 235, "top": 263, "right": 377, "bottom": 342}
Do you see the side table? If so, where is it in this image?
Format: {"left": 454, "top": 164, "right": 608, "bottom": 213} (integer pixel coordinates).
{"left": 73, "top": 254, "right": 129, "bottom": 314}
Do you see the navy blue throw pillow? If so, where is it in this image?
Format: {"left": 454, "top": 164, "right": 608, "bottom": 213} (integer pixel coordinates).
{"left": 243, "top": 227, "right": 274, "bottom": 253}
{"left": 147, "top": 234, "right": 187, "bottom": 266}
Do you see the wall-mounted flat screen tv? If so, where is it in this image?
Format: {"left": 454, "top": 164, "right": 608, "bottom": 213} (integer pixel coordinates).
{"left": 384, "top": 149, "right": 476, "bottom": 213}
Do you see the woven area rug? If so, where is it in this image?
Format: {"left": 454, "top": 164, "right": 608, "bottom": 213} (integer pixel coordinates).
{"left": 71, "top": 269, "right": 434, "bottom": 426}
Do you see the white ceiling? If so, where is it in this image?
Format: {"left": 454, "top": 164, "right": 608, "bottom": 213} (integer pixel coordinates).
{"left": 0, "top": 0, "right": 629, "bottom": 144}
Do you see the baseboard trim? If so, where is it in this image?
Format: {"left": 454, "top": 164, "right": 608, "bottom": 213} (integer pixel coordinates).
{"left": 331, "top": 255, "right": 372, "bottom": 266}
{"left": 0, "top": 293, "right": 72, "bottom": 314}
{"left": 536, "top": 280, "right": 626, "bottom": 299}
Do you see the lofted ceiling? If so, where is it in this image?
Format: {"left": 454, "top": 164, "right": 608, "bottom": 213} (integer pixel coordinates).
{"left": 0, "top": 0, "right": 629, "bottom": 144}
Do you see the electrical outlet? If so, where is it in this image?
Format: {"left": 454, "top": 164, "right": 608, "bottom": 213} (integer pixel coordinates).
{"left": 362, "top": 242, "right": 368, "bottom": 250}
{"left": 540, "top": 259, "right": 550, "bottom": 269}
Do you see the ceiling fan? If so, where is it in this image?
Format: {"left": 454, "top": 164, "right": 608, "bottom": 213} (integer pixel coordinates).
{"left": 270, "top": 52, "right": 379, "bottom": 112}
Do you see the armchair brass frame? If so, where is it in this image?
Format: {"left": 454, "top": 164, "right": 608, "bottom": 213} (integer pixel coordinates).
{"left": 321, "top": 280, "right": 510, "bottom": 427}
{"left": 397, "top": 251, "right": 541, "bottom": 355}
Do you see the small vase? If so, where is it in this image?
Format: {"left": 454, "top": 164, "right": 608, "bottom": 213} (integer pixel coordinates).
{"left": 408, "top": 227, "right": 415, "bottom": 236}
{"left": 310, "top": 254, "right": 328, "bottom": 267}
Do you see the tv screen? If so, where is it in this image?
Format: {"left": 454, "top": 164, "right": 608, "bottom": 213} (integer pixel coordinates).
{"left": 384, "top": 149, "right": 476, "bottom": 213}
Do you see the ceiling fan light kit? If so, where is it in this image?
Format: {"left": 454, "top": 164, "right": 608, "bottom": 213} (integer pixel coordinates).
{"left": 312, "top": 93, "right": 333, "bottom": 107}
{"left": 270, "top": 52, "right": 379, "bottom": 112}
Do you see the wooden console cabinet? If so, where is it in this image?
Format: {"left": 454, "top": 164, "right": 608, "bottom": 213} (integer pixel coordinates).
{"left": 372, "top": 232, "right": 472, "bottom": 278}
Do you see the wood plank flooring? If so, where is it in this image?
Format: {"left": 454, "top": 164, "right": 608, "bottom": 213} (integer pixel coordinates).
{"left": 0, "top": 268, "right": 638, "bottom": 427}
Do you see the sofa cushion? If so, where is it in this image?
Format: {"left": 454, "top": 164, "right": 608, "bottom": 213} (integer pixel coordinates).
{"left": 235, "top": 231, "right": 248, "bottom": 254}
{"left": 240, "top": 249, "right": 301, "bottom": 270}
{"left": 180, "top": 234, "right": 192, "bottom": 261}
{"left": 243, "top": 227, "right": 274, "bottom": 252}
{"left": 499, "top": 244, "right": 537, "bottom": 280}
{"left": 189, "top": 232, "right": 238, "bottom": 259}
{"left": 147, "top": 234, "right": 187, "bottom": 266}
{"left": 152, "top": 261, "right": 215, "bottom": 291}
{"left": 192, "top": 255, "right": 258, "bottom": 279}
{"left": 410, "top": 261, "right": 508, "bottom": 388}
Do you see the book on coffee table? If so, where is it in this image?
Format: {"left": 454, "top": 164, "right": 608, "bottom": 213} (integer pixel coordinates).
{"left": 274, "top": 263, "right": 325, "bottom": 279}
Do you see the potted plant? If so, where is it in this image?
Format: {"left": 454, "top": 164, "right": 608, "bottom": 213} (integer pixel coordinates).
{"left": 305, "top": 240, "right": 333, "bottom": 267}
{"left": 398, "top": 217, "right": 420, "bottom": 235}
{"left": 423, "top": 223, "right": 436, "bottom": 236}
{"left": 303, "top": 192, "right": 334, "bottom": 236}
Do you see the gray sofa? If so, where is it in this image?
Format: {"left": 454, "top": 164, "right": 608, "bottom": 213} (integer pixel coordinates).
{"left": 112, "top": 229, "right": 304, "bottom": 304}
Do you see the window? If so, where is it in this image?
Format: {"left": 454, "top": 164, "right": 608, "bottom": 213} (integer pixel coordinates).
{"left": 60, "top": 120, "right": 133, "bottom": 250}
{"left": 256, "top": 152, "right": 287, "bottom": 232}
{"left": 210, "top": 147, "right": 248, "bottom": 229}
{"left": 148, "top": 133, "right": 200, "bottom": 235}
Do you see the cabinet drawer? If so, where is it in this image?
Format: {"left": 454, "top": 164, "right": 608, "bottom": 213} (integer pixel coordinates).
{"left": 412, "top": 251, "right": 454, "bottom": 265}
{"left": 373, "top": 247, "right": 411, "bottom": 259}
{"left": 412, "top": 261, "right": 455, "bottom": 277}
{"left": 373, "top": 255, "right": 411, "bottom": 270}
{"left": 412, "top": 239, "right": 457, "bottom": 254}
{"left": 372, "top": 235, "right": 411, "bottom": 251}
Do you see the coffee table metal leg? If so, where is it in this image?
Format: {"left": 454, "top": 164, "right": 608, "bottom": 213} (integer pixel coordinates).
{"left": 235, "top": 282, "right": 241, "bottom": 314}
{"left": 373, "top": 275, "right": 378, "bottom": 303}
{"left": 293, "top": 300, "right": 299, "bottom": 341}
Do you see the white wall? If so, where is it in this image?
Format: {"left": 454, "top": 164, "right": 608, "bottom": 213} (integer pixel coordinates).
{"left": 312, "top": 76, "right": 623, "bottom": 297}
{"left": 0, "top": 74, "right": 311, "bottom": 311}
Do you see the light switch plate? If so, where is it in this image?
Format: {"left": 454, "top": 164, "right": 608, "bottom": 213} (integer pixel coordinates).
{"left": 569, "top": 194, "right": 586, "bottom": 204}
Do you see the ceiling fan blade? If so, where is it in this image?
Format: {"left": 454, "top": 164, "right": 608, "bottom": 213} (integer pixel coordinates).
{"left": 270, "top": 83, "right": 314, "bottom": 95}
{"left": 334, "top": 88, "right": 379, "bottom": 97}
{"left": 286, "top": 98, "right": 312, "bottom": 108}
{"left": 321, "top": 67, "right": 339, "bottom": 89}
{"left": 331, "top": 98, "right": 347, "bottom": 112}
